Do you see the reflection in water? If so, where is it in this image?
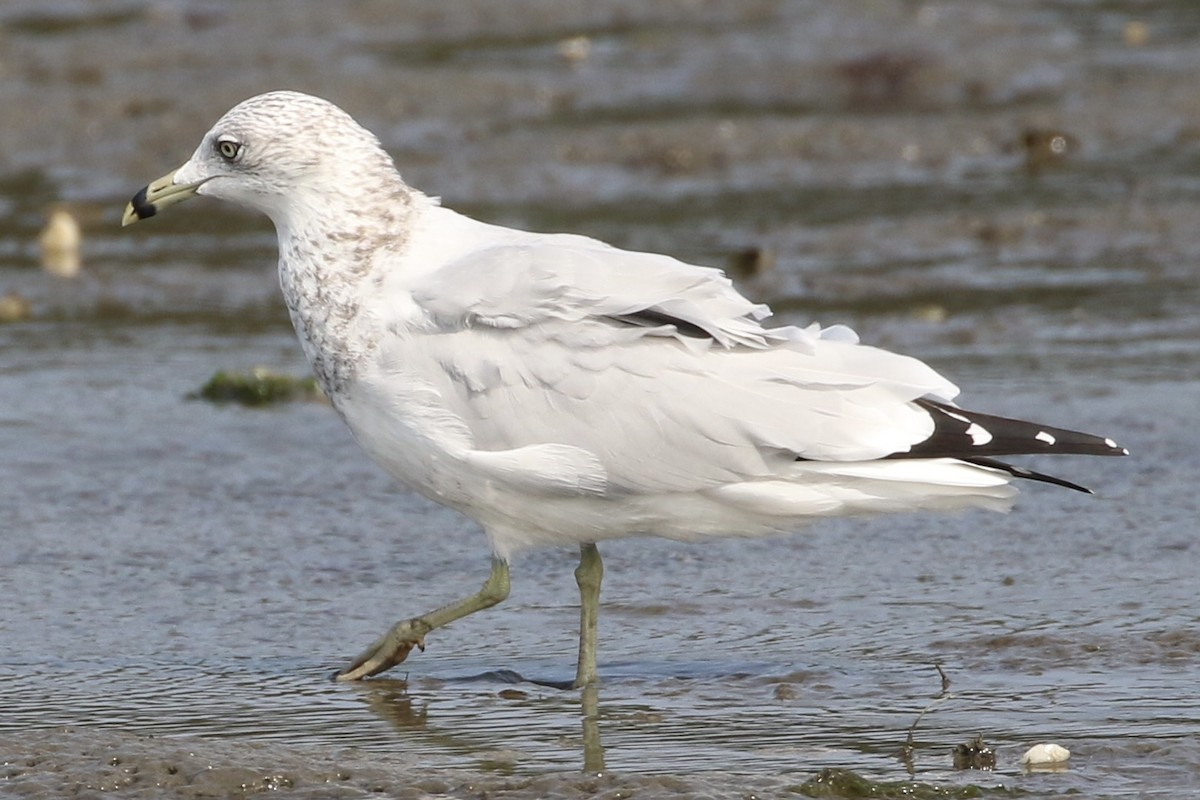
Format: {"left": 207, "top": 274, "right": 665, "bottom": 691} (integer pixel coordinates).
{"left": 353, "top": 678, "right": 430, "bottom": 732}
{"left": 350, "top": 674, "right": 607, "bottom": 774}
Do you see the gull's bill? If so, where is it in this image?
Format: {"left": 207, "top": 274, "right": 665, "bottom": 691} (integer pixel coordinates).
{"left": 122, "top": 168, "right": 205, "bottom": 226}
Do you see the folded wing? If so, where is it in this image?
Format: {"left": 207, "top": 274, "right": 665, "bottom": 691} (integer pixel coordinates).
{"left": 393, "top": 234, "right": 981, "bottom": 496}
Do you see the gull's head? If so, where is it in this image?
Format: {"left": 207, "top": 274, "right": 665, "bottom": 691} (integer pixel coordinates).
{"left": 123, "top": 91, "right": 402, "bottom": 227}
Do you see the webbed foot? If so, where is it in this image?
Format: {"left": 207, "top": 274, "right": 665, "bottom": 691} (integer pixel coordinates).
{"left": 336, "top": 619, "right": 429, "bottom": 681}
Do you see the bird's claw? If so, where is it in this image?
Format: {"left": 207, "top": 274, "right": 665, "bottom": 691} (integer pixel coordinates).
{"left": 335, "top": 619, "right": 429, "bottom": 681}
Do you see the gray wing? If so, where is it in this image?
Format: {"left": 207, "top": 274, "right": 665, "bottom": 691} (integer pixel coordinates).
{"left": 411, "top": 233, "right": 784, "bottom": 348}
{"left": 392, "top": 235, "right": 957, "bottom": 495}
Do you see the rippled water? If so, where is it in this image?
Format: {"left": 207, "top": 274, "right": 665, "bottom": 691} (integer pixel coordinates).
{"left": 2, "top": 2, "right": 1198, "bottom": 798}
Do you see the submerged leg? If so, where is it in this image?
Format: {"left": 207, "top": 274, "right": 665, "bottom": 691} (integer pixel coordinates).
{"left": 336, "top": 557, "right": 510, "bottom": 681}
{"left": 573, "top": 543, "right": 604, "bottom": 688}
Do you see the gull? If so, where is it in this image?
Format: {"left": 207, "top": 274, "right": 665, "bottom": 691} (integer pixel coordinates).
{"left": 123, "top": 91, "right": 1126, "bottom": 686}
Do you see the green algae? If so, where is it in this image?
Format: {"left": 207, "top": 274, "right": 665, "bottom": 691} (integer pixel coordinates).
{"left": 795, "top": 768, "right": 1018, "bottom": 799}
{"left": 189, "top": 368, "right": 322, "bottom": 407}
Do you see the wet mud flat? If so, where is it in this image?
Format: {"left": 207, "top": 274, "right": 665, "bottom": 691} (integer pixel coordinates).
{"left": 0, "top": 730, "right": 1091, "bottom": 800}
{"left": 4, "top": 728, "right": 719, "bottom": 800}
{"left": 13, "top": 729, "right": 1009, "bottom": 800}
{"left": 3, "top": 0, "right": 1200, "bottom": 798}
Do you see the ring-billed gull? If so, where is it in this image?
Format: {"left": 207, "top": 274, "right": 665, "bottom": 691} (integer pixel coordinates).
{"left": 123, "top": 91, "right": 1126, "bottom": 686}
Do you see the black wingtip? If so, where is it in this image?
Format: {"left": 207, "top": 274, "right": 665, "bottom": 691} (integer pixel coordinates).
{"left": 964, "top": 457, "right": 1095, "bottom": 493}
{"left": 909, "top": 399, "right": 1127, "bottom": 459}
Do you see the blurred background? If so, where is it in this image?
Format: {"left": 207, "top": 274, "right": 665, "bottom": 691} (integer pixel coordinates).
{"left": 1, "top": 2, "right": 1197, "bottom": 798}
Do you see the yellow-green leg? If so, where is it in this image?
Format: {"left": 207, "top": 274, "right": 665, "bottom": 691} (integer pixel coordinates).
{"left": 580, "top": 681, "right": 606, "bottom": 774}
{"left": 336, "top": 557, "right": 510, "bottom": 681}
{"left": 573, "top": 543, "right": 603, "bottom": 688}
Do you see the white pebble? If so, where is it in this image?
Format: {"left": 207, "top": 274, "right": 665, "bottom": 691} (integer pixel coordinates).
{"left": 1021, "top": 743, "right": 1070, "bottom": 766}
{"left": 39, "top": 207, "right": 82, "bottom": 278}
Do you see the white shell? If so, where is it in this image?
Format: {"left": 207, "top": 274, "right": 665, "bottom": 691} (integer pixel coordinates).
{"left": 1021, "top": 743, "right": 1071, "bottom": 766}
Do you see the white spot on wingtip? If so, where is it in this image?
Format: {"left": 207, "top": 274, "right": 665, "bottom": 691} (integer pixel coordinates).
{"left": 966, "top": 422, "right": 993, "bottom": 446}
{"left": 1035, "top": 430, "right": 1056, "bottom": 446}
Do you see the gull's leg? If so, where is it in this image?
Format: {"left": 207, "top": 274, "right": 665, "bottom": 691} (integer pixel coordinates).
{"left": 573, "top": 543, "right": 603, "bottom": 688}
{"left": 336, "top": 557, "right": 510, "bottom": 681}
{"left": 580, "top": 681, "right": 606, "bottom": 774}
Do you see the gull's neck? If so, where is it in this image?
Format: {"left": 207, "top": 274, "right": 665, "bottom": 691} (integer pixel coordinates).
{"left": 272, "top": 173, "right": 419, "bottom": 400}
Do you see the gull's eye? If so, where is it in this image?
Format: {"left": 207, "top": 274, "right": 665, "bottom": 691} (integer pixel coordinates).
{"left": 215, "top": 137, "right": 243, "bottom": 162}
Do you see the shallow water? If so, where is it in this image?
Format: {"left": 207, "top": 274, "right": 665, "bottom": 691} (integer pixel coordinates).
{"left": 2, "top": 1, "right": 1199, "bottom": 798}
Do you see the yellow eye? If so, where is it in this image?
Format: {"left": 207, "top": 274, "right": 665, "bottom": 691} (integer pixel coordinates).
{"left": 216, "top": 138, "right": 242, "bottom": 161}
